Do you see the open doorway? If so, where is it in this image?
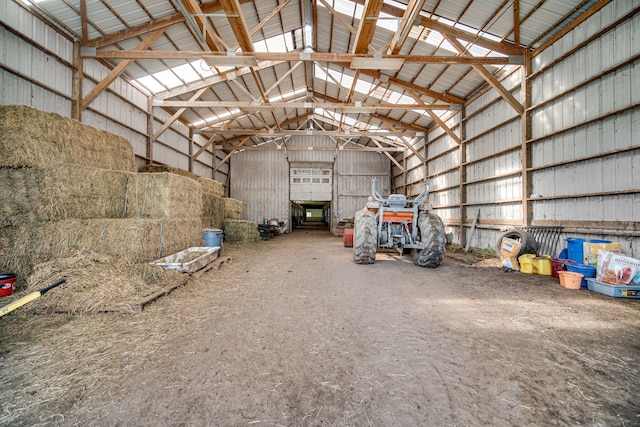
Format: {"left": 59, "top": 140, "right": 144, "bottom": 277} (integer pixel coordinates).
{"left": 291, "top": 201, "right": 331, "bottom": 231}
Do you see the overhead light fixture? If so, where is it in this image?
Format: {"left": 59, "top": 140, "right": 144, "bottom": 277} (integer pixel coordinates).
{"left": 350, "top": 57, "right": 405, "bottom": 71}
{"left": 204, "top": 53, "right": 258, "bottom": 68}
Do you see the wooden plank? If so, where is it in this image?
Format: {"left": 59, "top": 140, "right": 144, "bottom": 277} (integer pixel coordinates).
{"left": 352, "top": 0, "right": 385, "bottom": 53}
{"left": 464, "top": 209, "right": 480, "bottom": 252}
{"left": 80, "top": 28, "right": 164, "bottom": 111}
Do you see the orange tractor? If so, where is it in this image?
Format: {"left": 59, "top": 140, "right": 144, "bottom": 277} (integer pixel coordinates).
{"left": 354, "top": 177, "right": 446, "bottom": 267}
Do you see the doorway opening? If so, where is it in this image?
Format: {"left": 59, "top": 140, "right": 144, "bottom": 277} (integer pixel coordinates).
{"left": 291, "top": 200, "right": 331, "bottom": 231}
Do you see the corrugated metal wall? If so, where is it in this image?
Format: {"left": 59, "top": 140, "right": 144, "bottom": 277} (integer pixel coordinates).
{"left": 230, "top": 149, "right": 290, "bottom": 223}
{"left": 334, "top": 149, "right": 390, "bottom": 224}
{"left": 390, "top": 1, "right": 638, "bottom": 256}
{"left": 526, "top": 1, "right": 639, "bottom": 256}
{"left": 1, "top": 1, "right": 227, "bottom": 186}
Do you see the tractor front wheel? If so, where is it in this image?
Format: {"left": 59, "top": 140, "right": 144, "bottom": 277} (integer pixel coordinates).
{"left": 354, "top": 210, "right": 377, "bottom": 264}
{"left": 413, "top": 213, "right": 446, "bottom": 268}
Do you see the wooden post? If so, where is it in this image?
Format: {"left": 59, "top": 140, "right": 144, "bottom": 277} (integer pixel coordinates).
{"left": 146, "top": 96, "right": 153, "bottom": 164}
{"left": 459, "top": 107, "right": 467, "bottom": 248}
{"left": 521, "top": 50, "right": 532, "bottom": 226}
{"left": 71, "top": 41, "right": 83, "bottom": 121}
{"left": 188, "top": 127, "right": 194, "bottom": 173}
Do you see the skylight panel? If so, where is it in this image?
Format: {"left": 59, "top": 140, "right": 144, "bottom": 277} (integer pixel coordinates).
{"left": 136, "top": 75, "right": 165, "bottom": 93}
{"left": 269, "top": 88, "right": 306, "bottom": 103}
{"left": 192, "top": 110, "right": 241, "bottom": 128}
{"left": 154, "top": 69, "right": 184, "bottom": 89}
{"left": 172, "top": 63, "right": 201, "bottom": 84}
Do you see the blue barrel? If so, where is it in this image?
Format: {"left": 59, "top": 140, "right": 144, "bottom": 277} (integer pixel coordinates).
{"left": 203, "top": 228, "right": 223, "bottom": 253}
{"left": 566, "top": 238, "right": 586, "bottom": 264}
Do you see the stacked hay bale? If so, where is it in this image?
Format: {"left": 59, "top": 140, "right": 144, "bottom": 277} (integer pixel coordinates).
{"left": 141, "top": 164, "right": 243, "bottom": 230}
{"left": 223, "top": 220, "right": 260, "bottom": 243}
{"left": 0, "top": 105, "right": 201, "bottom": 281}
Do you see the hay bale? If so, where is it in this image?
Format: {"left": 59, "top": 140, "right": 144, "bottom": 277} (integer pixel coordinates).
{"left": 0, "top": 168, "right": 202, "bottom": 227}
{"left": 22, "top": 252, "right": 185, "bottom": 314}
{"left": 140, "top": 165, "right": 225, "bottom": 197}
{"left": 0, "top": 166, "right": 130, "bottom": 227}
{"left": 0, "top": 105, "right": 136, "bottom": 171}
{"left": 197, "top": 177, "right": 225, "bottom": 197}
{"left": 124, "top": 172, "right": 202, "bottom": 220}
{"left": 140, "top": 164, "right": 199, "bottom": 181}
{"left": 0, "top": 218, "right": 202, "bottom": 278}
{"left": 202, "top": 192, "right": 224, "bottom": 229}
{"left": 224, "top": 198, "right": 244, "bottom": 220}
{"left": 223, "top": 220, "right": 259, "bottom": 243}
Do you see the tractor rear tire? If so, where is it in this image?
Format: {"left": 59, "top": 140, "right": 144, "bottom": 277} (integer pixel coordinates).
{"left": 354, "top": 210, "right": 377, "bottom": 264}
{"left": 413, "top": 213, "right": 446, "bottom": 268}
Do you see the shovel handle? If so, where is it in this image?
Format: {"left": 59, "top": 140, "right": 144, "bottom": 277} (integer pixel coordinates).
{"left": 39, "top": 279, "right": 67, "bottom": 295}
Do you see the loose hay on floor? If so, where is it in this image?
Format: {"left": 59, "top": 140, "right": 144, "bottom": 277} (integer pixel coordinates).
{"left": 223, "top": 220, "right": 259, "bottom": 243}
{"left": 17, "top": 252, "right": 187, "bottom": 314}
{"left": 0, "top": 105, "right": 136, "bottom": 172}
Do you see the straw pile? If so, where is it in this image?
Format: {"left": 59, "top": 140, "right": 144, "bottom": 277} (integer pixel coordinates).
{"left": 1, "top": 218, "right": 202, "bottom": 278}
{"left": 0, "top": 165, "right": 129, "bottom": 227}
{"left": 223, "top": 220, "right": 260, "bottom": 243}
{"left": 123, "top": 172, "right": 202, "bottom": 219}
{"left": 224, "top": 198, "right": 244, "bottom": 220}
{"left": 0, "top": 105, "right": 136, "bottom": 172}
{"left": 202, "top": 193, "right": 225, "bottom": 229}
{"left": 22, "top": 252, "right": 186, "bottom": 314}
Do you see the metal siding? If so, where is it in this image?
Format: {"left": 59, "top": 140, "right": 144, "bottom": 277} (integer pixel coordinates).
{"left": 333, "top": 151, "right": 389, "bottom": 222}
{"left": 231, "top": 150, "right": 290, "bottom": 224}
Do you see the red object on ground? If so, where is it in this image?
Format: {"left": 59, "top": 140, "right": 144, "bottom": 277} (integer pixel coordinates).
{"left": 0, "top": 274, "right": 17, "bottom": 297}
{"left": 343, "top": 228, "right": 354, "bottom": 248}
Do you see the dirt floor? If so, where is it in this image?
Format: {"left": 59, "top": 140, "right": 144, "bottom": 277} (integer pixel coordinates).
{"left": 1, "top": 226, "right": 639, "bottom": 426}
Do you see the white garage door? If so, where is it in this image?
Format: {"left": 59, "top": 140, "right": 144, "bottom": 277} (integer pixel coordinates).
{"left": 290, "top": 167, "right": 332, "bottom": 201}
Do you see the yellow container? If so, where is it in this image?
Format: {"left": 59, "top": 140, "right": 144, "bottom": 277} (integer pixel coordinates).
{"left": 518, "top": 254, "right": 536, "bottom": 274}
{"left": 533, "top": 256, "right": 552, "bottom": 276}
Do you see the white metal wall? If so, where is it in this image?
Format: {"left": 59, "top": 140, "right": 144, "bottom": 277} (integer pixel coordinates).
{"left": 527, "top": 1, "right": 639, "bottom": 256}
{"left": 334, "top": 150, "right": 390, "bottom": 224}
{"left": 230, "top": 149, "right": 290, "bottom": 224}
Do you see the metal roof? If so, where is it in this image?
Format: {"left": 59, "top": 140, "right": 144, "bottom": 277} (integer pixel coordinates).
{"left": 16, "top": 0, "right": 600, "bottom": 151}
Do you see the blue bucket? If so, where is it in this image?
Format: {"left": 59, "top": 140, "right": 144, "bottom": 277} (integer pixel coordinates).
{"left": 566, "top": 238, "right": 586, "bottom": 264}
{"left": 566, "top": 263, "right": 596, "bottom": 287}
{"left": 203, "top": 228, "right": 223, "bottom": 254}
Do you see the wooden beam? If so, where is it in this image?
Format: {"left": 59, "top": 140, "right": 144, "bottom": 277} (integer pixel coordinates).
{"left": 371, "top": 139, "right": 404, "bottom": 168}
{"left": 193, "top": 118, "right": 237, "bottom": 160}
{"left": 178, "top": 0, "right": 223, "bottom": 51}
{"left": 156, "top": 60, "right": 284, "bottom": 100}
{"left": 352, "top": 0, "right": 385, "bottom": 54}
{"left": 195, "top": 128, "right": 418, "bottom": 138}
{"left": 531, "top": 0, "right": 613, "bottom": 56}
{"left": 443, "top": 34, "right": 524, "bottom": 115}
{"left": 152, "top": 87, "right": 208, "bottom": 142}
{"left": 405, "top": 88, "right": 461, "bottom": 144}
{"left": 80, "top": 0, "right": 88, "bottom": 43}
{"left": 84, "top": 0, "right": 254, "bottom": 48}
{"left": 318, "top": 0, "right": 358, "bottom": 36}
{"left": 87, "top": 50, "right": 517, "bottom": 65}
{"left": 387, "top": 0, "right": 427, "bottom": 55}
{"left": 80, "top": 28, "right": 164, "bottom": 111}
{"left": 219, "top": 0, "right": 254, "bottom": 53}
{"left": 215, "top": 136, "right": 251, "bottom": 171}
{"left": 157, "top": 100, "right": 455, "bottom": 111}
{"left": 513, "top": 0, "right": 520, "bottom": 47}
{"left": 71, "top": 40, "right": 83, "bottom": 121}
{"left": 264, "top": 61, "right": 304, "bottom": 96}
{"left": 373, "top": 118, "right": 425, "bottom": 161}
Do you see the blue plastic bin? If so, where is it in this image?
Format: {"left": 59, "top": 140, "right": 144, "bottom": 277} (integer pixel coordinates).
{"left": 566, "top": 238, "right": 586, "bottom": 264}
{"left": 566, "top": 263, "right": 596, "bottom": 287}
